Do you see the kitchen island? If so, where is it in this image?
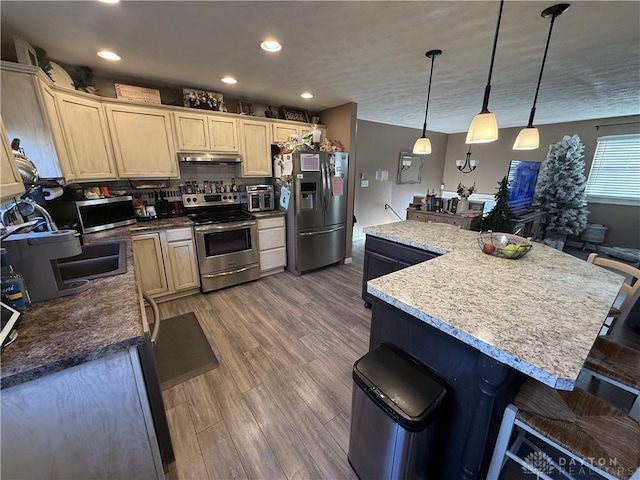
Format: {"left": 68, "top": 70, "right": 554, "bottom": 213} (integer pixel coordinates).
{"left": 0, "top": 217, "right": 191, "bottom": 479}
{"left": 362, "top": 221, "right": 624, "bottom": 480}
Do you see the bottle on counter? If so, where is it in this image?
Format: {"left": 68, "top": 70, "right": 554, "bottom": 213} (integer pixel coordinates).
{"left": 231, "top": 178, "right": 237, "bottom": 192}
{"left": 1, "top": 248, "right": 30, "bottom": 311}
{"left": 203, "top": 181, "right": 212, "bottom": 194}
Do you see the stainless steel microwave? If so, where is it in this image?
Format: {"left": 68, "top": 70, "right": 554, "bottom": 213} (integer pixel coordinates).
{"left": 48, "top": 196, "right": 137, "bottom": 234}
{"left": 240, "top": 185, "right": 275, "bottom": 212}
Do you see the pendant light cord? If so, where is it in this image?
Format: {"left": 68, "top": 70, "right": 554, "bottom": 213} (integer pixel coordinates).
{"left": 481, "top": 0, "right": 505, "bottom": 112}
{"left": 527, "top": 14, "right": 557, "bottom": 127}
{"left": 421, "top": 53, "right": 437, "bottom": 136}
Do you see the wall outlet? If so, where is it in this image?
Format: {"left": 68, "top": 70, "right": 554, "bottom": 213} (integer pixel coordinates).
{"left": 360, "top": 180, "right": 369, "bottom": 187}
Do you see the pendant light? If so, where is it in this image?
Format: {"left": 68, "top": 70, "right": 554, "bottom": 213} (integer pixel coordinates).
{"left": 466, "top": 0, "right": 505, "bottom": 144}
{"left": 413, "top": 49, "right": 443, "bottom": 154}
{"left": 456, "top": 146, "right": 479, "bottom": 173}
{"left": 513, "top": 3, "right": 570, "bottom": 150}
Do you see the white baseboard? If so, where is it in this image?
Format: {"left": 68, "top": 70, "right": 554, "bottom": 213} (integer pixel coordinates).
{"left": 343, "top": 257, "right": 353, "bottom": 264}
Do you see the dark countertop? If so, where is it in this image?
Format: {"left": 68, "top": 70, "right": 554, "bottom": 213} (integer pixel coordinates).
{"left": 252, "top": 210, "right": 286, "bottom": 219}
{"left": 0, "top": 220, "right": 192, "bottom": 390}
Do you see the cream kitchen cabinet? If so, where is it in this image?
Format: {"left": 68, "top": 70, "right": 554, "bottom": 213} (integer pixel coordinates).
{"left": 132, "top": 227, "right": 199, "bottom": 300}
{"left": 257, "top": 215, "right": 286, "bottom": 276}
{"left": 272, "top": 121, "right": 326, "bottom": 144}
{"left": 0, "top": 117, "right": 25, "bottom": 201}
{"left": 174, "top": 112, "right": 239, "bottom": 153}
{"left": 55, "top": 91, "right": 118, "bottom": 180}
{"left": 0, "top": 62, "right": 74, "bottom": 180}
{"left": 238, "top": 119, "right": 272, "bottom": 177}
{"left": 105, "top": 104, "right": 178, "bottom": 178}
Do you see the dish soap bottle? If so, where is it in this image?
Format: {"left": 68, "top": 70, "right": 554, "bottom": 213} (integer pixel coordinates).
{"left": 1, "top": 248, "right": 30, "bottom": 311}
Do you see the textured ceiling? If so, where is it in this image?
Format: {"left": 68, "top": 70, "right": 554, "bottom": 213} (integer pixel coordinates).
{"left": 1, "top": 1, "right": 639, "bottom": 134}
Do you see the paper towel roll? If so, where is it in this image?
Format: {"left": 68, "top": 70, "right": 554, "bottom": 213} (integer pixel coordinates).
{"left": 42, "top": 187, "right": 63, "bottom": 200}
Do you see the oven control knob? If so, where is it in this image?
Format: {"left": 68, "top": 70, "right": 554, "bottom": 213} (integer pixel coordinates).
{"left": 192, "top": 197, "right": 197, "bottom": 203}
{"left": 233, "top": 195, "right": 238, "bottom": 200}
{"left": 186, "top": 197, "right": 191, "bottom": 203}
{"left": 223, "top": 196, "right": 228, "bottom": 200}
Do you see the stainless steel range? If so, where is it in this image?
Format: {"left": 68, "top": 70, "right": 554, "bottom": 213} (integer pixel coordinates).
{"left": 183, "top": 194, "right": 259, "bottom": 293}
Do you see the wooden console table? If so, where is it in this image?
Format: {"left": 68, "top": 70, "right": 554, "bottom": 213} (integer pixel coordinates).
{"left": 406, "top": 209, "right": 481, "bottom": 231}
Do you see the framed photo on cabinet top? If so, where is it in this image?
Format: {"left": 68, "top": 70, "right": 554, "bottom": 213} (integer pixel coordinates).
{"left": 282, "top": 106, "right": 309, "bottom": 123}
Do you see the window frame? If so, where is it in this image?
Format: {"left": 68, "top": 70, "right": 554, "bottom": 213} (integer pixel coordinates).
{"left": 585, "top": 134, "right": 640, "bottom": 206}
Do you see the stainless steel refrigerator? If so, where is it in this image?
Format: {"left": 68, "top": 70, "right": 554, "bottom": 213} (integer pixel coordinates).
{"left": 274, "top": 150, "right": 349, "bottom": 275}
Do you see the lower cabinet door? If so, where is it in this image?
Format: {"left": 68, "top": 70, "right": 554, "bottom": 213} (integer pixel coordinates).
{"left": 260, "top": 247, "right": 286, "bottom": 273}
{"left": 165, "top": 239, "right": 200, "bottom": 291}
{"left": 132, "top": 233, "right": 170, "bottom": 297}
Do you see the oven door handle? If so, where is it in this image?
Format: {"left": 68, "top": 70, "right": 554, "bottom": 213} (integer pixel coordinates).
{"left": 195, "top": 221, "right": 256, "bottom": 232}
{"left": 202, "top": 265, "right": 258, "bottom": 278}
{"left": 299, "top": 226, "right": 344, "bottom": 236}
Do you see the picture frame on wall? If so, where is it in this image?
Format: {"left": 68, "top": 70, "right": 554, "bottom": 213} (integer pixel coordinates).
{"left": 282, "top": 106, "right": 309, "bottom": 123}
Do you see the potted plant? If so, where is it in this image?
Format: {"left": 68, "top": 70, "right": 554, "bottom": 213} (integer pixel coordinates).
{"left": 533, "top": 134, "right": 589, "bottom": 250}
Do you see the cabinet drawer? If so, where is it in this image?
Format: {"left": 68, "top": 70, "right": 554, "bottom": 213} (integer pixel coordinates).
{"left": 365, "top": 236, "right": 438, "bottom": 265}
{"left": 260, "top": 247, "right": 286, "bottom": 271}
{"left": 165, "top": 227, "right": 193, "bottom": 242}
{"left": 259, "top": 226, "right": 285, "bottom": 250}
{"left": 258, "top": 216, "right": 285, "bottom": 230}
{"left": 406, "top": 211, "right": 425, "bottom": 222}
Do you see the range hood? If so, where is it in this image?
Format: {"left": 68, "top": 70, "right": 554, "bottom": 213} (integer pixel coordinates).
{"left": 178, "top": 152, "right": 242, "bottom": 164}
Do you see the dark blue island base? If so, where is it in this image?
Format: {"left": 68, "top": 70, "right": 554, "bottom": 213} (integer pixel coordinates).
{"left": 369, "top": 297, "right": 526, "bottom": 480}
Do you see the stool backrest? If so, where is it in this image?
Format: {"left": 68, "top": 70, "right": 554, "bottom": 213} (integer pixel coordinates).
{"left": 587, "top": 253, "right": 640, "bottom": 314}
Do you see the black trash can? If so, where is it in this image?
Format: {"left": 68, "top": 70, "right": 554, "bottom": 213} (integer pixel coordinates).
{"left": 348, "top": 343, "right": 447, "bottom": 480}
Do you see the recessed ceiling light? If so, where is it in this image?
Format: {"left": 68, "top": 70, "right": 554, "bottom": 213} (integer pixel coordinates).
{"left": 98, "top": 0, "right": 120, "bottom": 3}
{"left": 300, "top": 92, "right": 314, "bottom": 99}
{"left": 97, "top": 50, "right": 121, "bottom": 61}
{"left": 260, "top": 40, "right": 281, "bottom": 52}
{"left": 221, "top": 77, "right": 237, "bottom": 84}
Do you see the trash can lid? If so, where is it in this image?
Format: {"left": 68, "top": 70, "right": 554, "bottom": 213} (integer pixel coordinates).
{"left": 353, "top": 343, "right": 447, "bottom": 430}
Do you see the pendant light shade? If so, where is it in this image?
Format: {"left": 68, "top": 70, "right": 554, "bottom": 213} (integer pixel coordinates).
{"left": 466, "top": 112, "right": 498, "bottom": 144}
{"left": 413, "top": 49, "right": 442, "bottom": 155}
{"left": 513, "top": 3, "right": 570, "bottom": 150}
{"left": 513, "top": 127, "right": 540, "bottom": 150}
{"left": 466, "top": 0, "right": 504, "bottom": 144}
{"left": 413, "top": 137, "right": 432, "bottom": 155}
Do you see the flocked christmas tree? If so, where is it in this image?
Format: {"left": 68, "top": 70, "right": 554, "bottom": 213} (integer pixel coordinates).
{"left": 533, "top": 135, "right": 588, "bottom": 237}
{"left": 481, "top": 176, "right": 515, "bottom": 232}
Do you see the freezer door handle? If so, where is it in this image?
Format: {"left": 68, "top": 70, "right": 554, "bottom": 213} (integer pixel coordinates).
{"left": 320, "top": 162, "right": 328, "bottom": 212}
{"left": 299, "top": 226, "right": 344, "bottom": 236}
{"left": 323, "top": 161, "right": 331, "bottom": 212}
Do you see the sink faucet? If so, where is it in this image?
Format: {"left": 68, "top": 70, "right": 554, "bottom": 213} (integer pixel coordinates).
{"left": 0, "top": 198, "right": 58, "bottom": 232}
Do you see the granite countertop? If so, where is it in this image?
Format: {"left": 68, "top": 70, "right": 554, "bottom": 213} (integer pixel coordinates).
{"left": 252, "top": 210, "right": 286, "bottom": 219}
{"left": 1, "top": 227, "right": 145, "bottom": 389}
{"left": 128, "top": 216, "right": 193, "bottom": 233}
{"left": 363, "top": 221, "right": 625, "bottom": 390}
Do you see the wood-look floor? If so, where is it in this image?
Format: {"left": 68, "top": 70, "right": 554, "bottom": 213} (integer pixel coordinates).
{"left": 158, "top": 239, "right": 369, "bottom": 480}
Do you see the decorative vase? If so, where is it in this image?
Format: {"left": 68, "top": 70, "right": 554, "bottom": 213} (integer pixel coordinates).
{"left": 457, "top": 198, "right": 469, "bottom": 214}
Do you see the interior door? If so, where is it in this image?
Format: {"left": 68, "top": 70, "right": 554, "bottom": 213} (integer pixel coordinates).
{"left": 293, "top": 151, "right": 324, "bottom": 231}
{"left": 324, "top": 152, "right": 348, "bottom": 226}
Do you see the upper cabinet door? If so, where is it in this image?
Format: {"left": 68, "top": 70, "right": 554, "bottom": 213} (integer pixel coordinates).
{"left": 0, "top": 117, "right": 25, "bottom": 201}
{"left": 55, "top": 92, "right": 117, "bottom": 180}
{"left": 239, "top": 119, "right": 272, "bottom": 177}
{"left": 0, "top": 67, "right": 66, "bottom": 179}
{"left": 105, "top": 104, "right": 178, "bottom": 178}
{"left": 272, "top": 123, "right": 300, "bottom": 144}
{"left": 208, "top": 117, "right": 239, "bottom": 152}
{"left": 174, "top": 112, "right": 210, "bottom": 151}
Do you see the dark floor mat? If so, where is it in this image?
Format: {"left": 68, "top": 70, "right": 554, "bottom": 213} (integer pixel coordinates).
{"left": 151, "top": 312, "right": 219, "bottom": 390}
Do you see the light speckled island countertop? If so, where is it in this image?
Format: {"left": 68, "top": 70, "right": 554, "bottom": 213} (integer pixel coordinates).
{"left": 0, "top": 217, "right": 194, "bottom": 389}
{"left": 363, "top": 221, "right": 625, "bottom": 390}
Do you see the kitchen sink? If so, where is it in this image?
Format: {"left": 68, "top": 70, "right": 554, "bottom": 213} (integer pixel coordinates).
{"left": 56, "top": 241, "right": 127, "bottom": 281}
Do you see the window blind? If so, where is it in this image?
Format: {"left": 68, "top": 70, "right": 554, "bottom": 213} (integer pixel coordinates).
{"left": 585, "top": 134, "right": 640, "bottom": 205}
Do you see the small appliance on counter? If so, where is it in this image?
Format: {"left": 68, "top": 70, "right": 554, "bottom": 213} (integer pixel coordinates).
{"left": 2, "top": 230, "right": 90, "bottom": 302}
{"left": 239, "top": 185, "right": 275, "bottom": 212}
